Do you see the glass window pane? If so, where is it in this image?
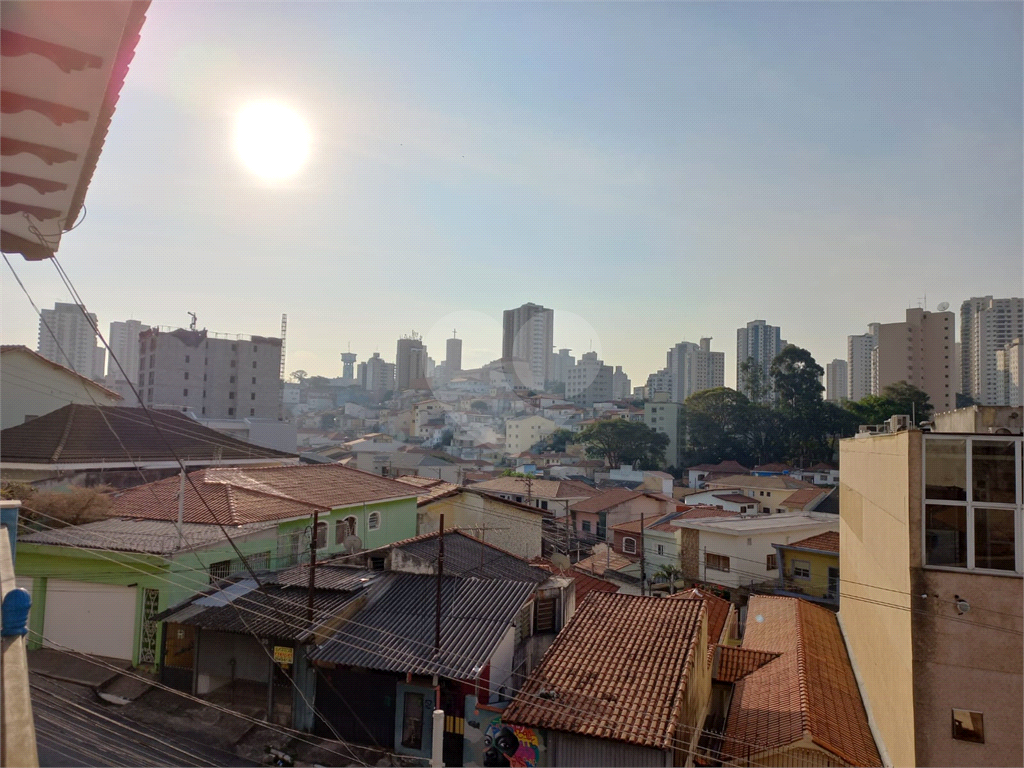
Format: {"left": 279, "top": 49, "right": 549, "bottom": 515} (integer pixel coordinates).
{"left": 972, "top": 440, "right": 1017, "bottom": 504}
{"left": 974, "top": 508, "right": 1016, "bottom": 571}
{"left": 925, "top": 505, "right": 967, "bottom": 568}
{"left": 925, "top": 439, "right": 966, "bottom": 501}
{"left": 400, "top": 692, "right": 424, "bottom": 749}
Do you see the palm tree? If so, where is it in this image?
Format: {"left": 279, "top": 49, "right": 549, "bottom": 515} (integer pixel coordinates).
{"left": 654, "top": 564, "right": 683, "bottom": 595}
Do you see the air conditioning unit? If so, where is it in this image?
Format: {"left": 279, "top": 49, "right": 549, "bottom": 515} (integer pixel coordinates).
{"left": 887, "top": 414, "right": 910, "bottom": 433}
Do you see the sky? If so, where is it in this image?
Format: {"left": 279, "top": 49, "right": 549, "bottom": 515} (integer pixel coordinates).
{"left": 3, "top": 1, "right": 1022, "bottom": 389}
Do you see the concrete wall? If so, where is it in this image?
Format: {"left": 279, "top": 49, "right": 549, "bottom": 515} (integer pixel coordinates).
{"left": 839, "top": 431, "right": 916, "bottom": 767}
{"left": 196, "top": 630, "right": 271, "bottom": 692}
{"left": 696, "top": 523, "right": 836, "bottom": 590}
{"left": 1, "top": 349, "right": 121, "bottom": 429}
{"left": 416, "top": 492, "right": 543, "bottom": 560}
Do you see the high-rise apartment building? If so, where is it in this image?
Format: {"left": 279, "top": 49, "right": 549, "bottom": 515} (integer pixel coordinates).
{"left": 611, "top": 366, "right": 631, "bottom": 400}
{"left": 137, "top": 327, "right": 282, "bottom": 419}
{"left": 549, "top": 348, "right": 575, "bottom": 385}
{"left": 107, "top": 319, "right": 150, "bottom": 386}
{"left": 736, "top": 320, "right": 783, "bottom": 400}
{"left": 825, "top": 358, "right": 848, "bottom": 402}
{"left": 565, "top": 352, "right": 612, "bottom": 406}
{"left": 502, "top": 303, "right": 554, "bottom": 390}
{"left": 873, "top": 307, "right": 955, "bottom": 413}
{"left": 445, "top": 333, "right": 462, "bottom": 373}
{"left": 645, "top": 393, "right": 682, "bottom": 469}
{"left": 667, "top": 337, "right": 725, "bottom": 403}
{"left": 645, "top": 367, "right": 672, "bottom": 399}
{"left": 847, "top": 325, "right": 878, "bottom": 402}
{"left": 995, "top": 339, "right": 1023, "bottom": 407}
{"left": 37, "top": 301, "right": 103, "bottom": 379}
{"left": 395, "top": 334, "right": 427, "bottom": 392}
{"left": 358, "top": 352, "right": 395, "bottom": 393}
{"left": 961, "top": 297, "right": 1024, "bottom": 406}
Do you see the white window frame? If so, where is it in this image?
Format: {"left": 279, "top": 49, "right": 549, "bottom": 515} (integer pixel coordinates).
{"left": 622, "top": 537, "right": 637, "bottom": 554}
{"left": 921, "top": 434, "right": 1022, "bottom": 576}
{"left": 792, "top": 559, "right": 811, "bottom": 579}
{"left": 368, "top": 511, "right": 381, "bottom": 531}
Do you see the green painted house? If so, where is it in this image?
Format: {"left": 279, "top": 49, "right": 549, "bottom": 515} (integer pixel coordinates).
{"left": 17, "top": 464, "right": 419, "bottom": 666}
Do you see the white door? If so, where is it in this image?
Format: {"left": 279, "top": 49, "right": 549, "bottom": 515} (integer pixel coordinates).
{"left": 43, "top": 580, "right": 137, "bottom": 660}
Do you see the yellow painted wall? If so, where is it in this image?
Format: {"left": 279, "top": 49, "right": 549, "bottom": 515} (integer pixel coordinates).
{"left": 780, "top": 548, "right": 839, "bottom": 600}
{"left": 839, "top": 431, "right": 916, "bottom": 767}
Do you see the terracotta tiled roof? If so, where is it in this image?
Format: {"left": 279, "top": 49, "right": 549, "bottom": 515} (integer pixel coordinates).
{"left": 530, "top": 558, "right": 620, "bottom": 603}
{"left": 569, "top": 488, "right": 642, "bottom": 513}
{"left": 109, "top": 464, "right": 418, "bottom": 525}
{"left": 780, "top": 487, "right": 828, "bottom": 509}
{"left": 395, "top": 475, "right": 461, "bottom": 504}
{"left": 503, "top": 593, "right": 706, "bottom": 749}
{"left": 469, "top": 477, "right": 598, "bottom": 500}
{"left": 1, "top": 404, "right": 293, "bottom": 464}
{"left": 573, "top": 549, "right": 635, "bottom": 576}
{"left": 714, "top": 646, "right": 779, "bottom": 683}
{"left": 752, "top": 463, "right": 792, "bottom": 473}
{"left": 713, "top": 493, "right": 759, "bottom": 504}
{"left": 707, "top": 474, "right": 817, "bottom": 491}
{"left": 688, "top": 460, "right": 749, "bottom": 473}
{"left": 672, "top": 587, "right": 731, "bottom": 648}
{"left": 677, "top": 505, "right": 740, "bottom": 520}
{"left": 722, "top": 596, "right": 881, "bottom": 766}
{"left": 783, "top": 531, "right": 840, "bottom": 554}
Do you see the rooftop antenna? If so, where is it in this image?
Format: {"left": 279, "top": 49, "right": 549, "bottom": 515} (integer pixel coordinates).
{"left": 188, "top": 312, "right": 197, "bottom": 331}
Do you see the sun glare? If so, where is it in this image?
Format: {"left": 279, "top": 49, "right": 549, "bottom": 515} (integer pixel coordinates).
{"left": 234, "top": 100, "right": 311, "bottom": 181}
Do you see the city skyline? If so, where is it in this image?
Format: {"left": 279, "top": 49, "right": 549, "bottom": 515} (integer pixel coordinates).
{"left": 2, "top": 2, "right": 1020, "bottom": 389}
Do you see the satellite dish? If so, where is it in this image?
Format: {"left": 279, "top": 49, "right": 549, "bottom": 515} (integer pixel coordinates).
{"left": 550, "top": 553, "right": 571, "bottom": 571}
{"left": 936, "top": 302, "right": 950, "bottom": 312}
{"left": 343, "top": 535, "right": 363, "bottom": 555}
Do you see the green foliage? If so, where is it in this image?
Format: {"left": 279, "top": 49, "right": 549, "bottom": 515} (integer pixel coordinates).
{"left": 470, "top": 400, "right": 489, "bottom": 413}
{"left": 770, "top": 345, "right": 824, "bottom": 410}
{"left": 575, "top": 419, "right": 670, "bottom": 469}
{"left": 307, "top": 375, "right": 331, "bottom": 387}
{"left": 843, "top": 382, "right": 933, "bottom": 426}
{"left": 16, "top": 484, "right": 115, "bottom": 528}
{"left": 681, "top": 387, "right": 753, "bottom": 465}
{"left": 289, "top": 370, "right": 308, "bottom": 383}
{"left": 500, "top": 469, "right": 530, "bottom": 477}
{"left": 537, "top": 429, "right": 574, "bottom": 453}
{"left": 440, "top": 429, "right": 454, "bottom": 446}
{"left": 738, "top": 358, "right": 771, "bottom": 405}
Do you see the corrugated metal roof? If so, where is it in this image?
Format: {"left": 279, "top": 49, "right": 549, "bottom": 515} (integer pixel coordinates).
{"left": 161, "top": 584, "right": 362, "bottom": 641}
{"left": 268, "top": 563, "right": 378, "bottom": 592}
{"left": 395, "top": 531, "right": 549, "bottom": 583}
{"left": 310, "top": 573, "right": 535, "bottom": 679}
{"left": 18, "top": 517, "right": 279, "bottom": 554}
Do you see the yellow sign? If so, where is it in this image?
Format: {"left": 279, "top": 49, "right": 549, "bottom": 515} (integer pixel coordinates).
{"left": 273, "top": 646, "right": 294, "bottom": 665}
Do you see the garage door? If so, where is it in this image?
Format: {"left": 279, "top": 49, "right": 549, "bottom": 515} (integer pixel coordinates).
{"left": 43, "top": 580, "right": 137, "bottom": 660}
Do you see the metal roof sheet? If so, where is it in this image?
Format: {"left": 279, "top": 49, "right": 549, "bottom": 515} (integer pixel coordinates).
{"left": 309, "top": 573, "right": 535, "bottom": 679}
{"left": 396, "top": 531, "right": 549, "bottom": 583}
{"left": 18, "top": 517, "right": 279, "bottom": 554}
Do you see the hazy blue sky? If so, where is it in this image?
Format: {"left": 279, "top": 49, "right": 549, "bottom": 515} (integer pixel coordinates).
{"left": 3, "top": 1, "right": 1021, "bottom": 388}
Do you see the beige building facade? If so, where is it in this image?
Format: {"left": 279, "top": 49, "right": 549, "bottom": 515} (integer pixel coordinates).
{"left": 839, "top": 420, "right": 1022, "bottom": 767}
{"left": 504, "top": 414, "right": 556, "bottom": 456}
{"left": 872, "top": 307, "right": 955, "bottom": 413}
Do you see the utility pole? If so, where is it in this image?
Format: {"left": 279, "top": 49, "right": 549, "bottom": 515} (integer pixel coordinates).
{"left": 435, "top": 514, "right": 445, "bottom": 654}
{"left": 307, "top": 510, "right": 319, "bottom": 625}
{"left": 639, "top": 510, "right": 646, "bottom": 597}
{"left": 564, "top": 499, "right": 571, "bottom": 558}
{"left": 176, "top": 468, "right": 185, "bottom": 551}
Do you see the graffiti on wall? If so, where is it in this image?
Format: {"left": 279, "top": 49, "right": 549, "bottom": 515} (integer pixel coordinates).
{"left": 463, "top": 696, "right": 543, "bottom": 767}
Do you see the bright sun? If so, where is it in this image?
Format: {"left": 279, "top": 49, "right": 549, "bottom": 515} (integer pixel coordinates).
{"left": 234, "top": 100, "right": 311, "bottom": 181}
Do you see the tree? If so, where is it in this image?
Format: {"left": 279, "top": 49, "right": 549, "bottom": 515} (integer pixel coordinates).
{"left": 439, "top": 429, "right": 454, "bottom": 447}
{"left": 574, "top": 419, "right": 670, "bottom": 469}
{"left": 470, "top": 400, "right": 489, "bottom": 413}
{"left": 681, "top": 387, "right": 752, "bottom": 465}
{"left": 654, "top": 563, "right": 683, "bottom": 594}
{"left": 769, "top": 346, "right": 824, "bottom": 410}
{"left": 307, "top": 375, "right": 331, "bottom": 387}
{"left": 738, "top": 358, "right": 771, "bottom": 405}
{"left": 289, "top": 370, "right": 308, "bottom": 384}
{"left": 881, "top": 381, "right": 933, "bottom": 423}
{"left": 14, "top": 484, "right": 114, "bottom": 528}
{"left": 539, "top": 429, "right": 574, "bottom": 453}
